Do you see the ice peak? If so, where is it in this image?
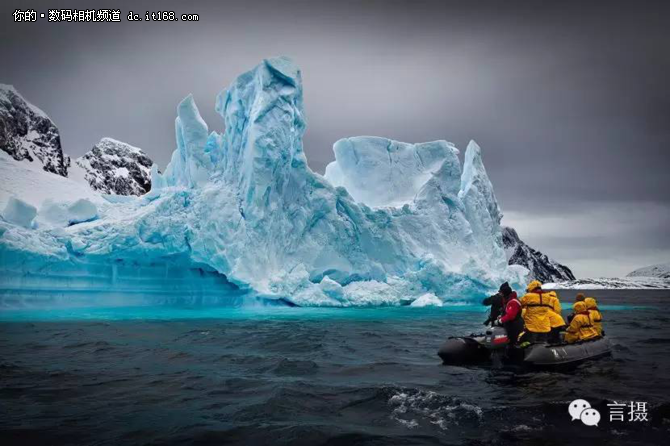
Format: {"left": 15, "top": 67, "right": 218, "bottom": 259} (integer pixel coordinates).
{"left": 324, "top": 137, "right": 459, "bottom": 208}
{"left": 460, "top": 139, "right": 501, "bottom": 223}
{"left": 264, "top": 56, "right": 301, "bottom": 87}
{"left": 156, "top": 56, "right": 307, "bottom": 202}
{"left": 458, "top": 139, "right": 506, "bottom": 270}
{"left": 156, "top": 93, "right": 212, "bottom": 188}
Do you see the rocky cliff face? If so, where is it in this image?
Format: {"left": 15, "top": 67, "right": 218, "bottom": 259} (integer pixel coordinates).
{"left": 74, "top": 138, "right": 153, "bottom": 196}
{"left": 0, "top": 84, "right": 70, "bottom": 176}
{"left": 502, "top": 226, "right": 575, "bottom": 283}
{"left": 1, "top": 85, "right": 153, "bottom": 197}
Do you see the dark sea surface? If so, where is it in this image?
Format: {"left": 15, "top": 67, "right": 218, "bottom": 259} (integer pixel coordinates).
{"left": 1, "top": 290, "right": 669, "bottom": 445}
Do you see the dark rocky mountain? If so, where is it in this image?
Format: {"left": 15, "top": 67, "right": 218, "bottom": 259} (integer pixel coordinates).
{"left": 74, "top": 138, "right": 153, "bottom": 196}
{"left": 502, "top": 226, "right": 575, "bottom": 283}
{"left": 0, "top": 84, "right": 154, "bottom": 197}
{"left": 0, "top": 84, "right": 70, "bottom": 176}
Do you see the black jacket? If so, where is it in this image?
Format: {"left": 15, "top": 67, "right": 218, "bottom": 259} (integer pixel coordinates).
{"left": 482, "top": 293, "right": 505, "bottom": 326}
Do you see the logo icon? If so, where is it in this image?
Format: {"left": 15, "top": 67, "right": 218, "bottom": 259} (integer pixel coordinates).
{"left": 568, "top": 399, "right": 600, "bottom": 427}
{"left": 580, "top": 408, "right": 601, "bottom": 426}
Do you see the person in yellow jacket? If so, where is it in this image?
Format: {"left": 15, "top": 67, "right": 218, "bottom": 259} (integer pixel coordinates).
{"left": 547, "top": 290, "right": 566, "bottom": 343}
{"left": 520, "top": 280, "right": 562, "bottom": 342}
{"left": 584, "top": 297, "right": 603, "bottom": 336}
{"left": 565, "top": 301, "right": 599, "bottom": 343}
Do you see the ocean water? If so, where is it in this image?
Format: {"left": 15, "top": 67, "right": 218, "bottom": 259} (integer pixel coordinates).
{"left": 1, "top": 290, "right": 669, "bottom": 445}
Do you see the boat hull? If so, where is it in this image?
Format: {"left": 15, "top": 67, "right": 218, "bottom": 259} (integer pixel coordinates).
{"left": 438, "top": 335, "right": 612, "bottom": 367}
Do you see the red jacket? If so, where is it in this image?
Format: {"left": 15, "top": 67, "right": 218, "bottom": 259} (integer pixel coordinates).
{"left": 500, "top": 291, "right": 521, "bottom": 323}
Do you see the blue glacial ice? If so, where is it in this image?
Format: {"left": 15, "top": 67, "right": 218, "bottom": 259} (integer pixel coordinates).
{"left": 0, "top": 57, "right": 528, "bottom": 307}
{"left": 2, "top": 197, "right": 37, "bottom": 229}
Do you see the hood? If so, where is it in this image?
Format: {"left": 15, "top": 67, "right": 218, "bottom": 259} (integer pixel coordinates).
{"left": 499, "top": 281, "right": 513, "bottom": 296}
{"left": 526, "top": 280, "right": 542, "bottom": 292}
{"left": 573, "top": 301, "right": 587, "bottom": 313}
{"left": 584, "top": 297, "right": 598, "bottom": 310}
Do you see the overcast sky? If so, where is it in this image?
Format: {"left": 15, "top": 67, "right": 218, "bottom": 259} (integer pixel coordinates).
{"left": 2, "top": 0, "right": 669, "bottom": 278}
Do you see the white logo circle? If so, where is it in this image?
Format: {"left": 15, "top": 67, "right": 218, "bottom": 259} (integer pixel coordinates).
{"left": 580, "top": 408, "right": 601, "bottom": 427}
{"left": 568, "top": 399, "right": 591, "bottom": 421}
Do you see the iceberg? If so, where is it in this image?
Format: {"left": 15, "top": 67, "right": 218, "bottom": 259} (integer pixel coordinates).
{"left": 37, "top": 198, "right": 98, "bottom": 228}
{"left": 2, "top": 197, "right": 36, "bottom": 229}
{"left": 0, "top": 57, "right": 527, "bottom": 308}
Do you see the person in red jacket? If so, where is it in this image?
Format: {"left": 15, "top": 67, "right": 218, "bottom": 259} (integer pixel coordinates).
{"left": 496, "top": 282, "right": 524, "bottom": 345}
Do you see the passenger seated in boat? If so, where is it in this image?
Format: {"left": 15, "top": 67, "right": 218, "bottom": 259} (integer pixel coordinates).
{"left": 547, "top": 289, "right": 566, "bottom": 344}
{"left": 496, "top": 283, "right": 524, "bottom": 346}
{"left": 565, "top": 301, "right": 599, "bottom": 343}
{"left": 567, "top": 293, "right": 586, "bottom": 323}
{"left": 520, "top": 280, "right": 563, "bottom": 343}
{"left": 585, "top": 297, "right": 603, "bottom": 336}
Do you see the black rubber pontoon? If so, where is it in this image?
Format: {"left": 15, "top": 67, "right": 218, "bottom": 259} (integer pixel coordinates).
{"left": 438, "top": 329, "right": 612, "bottom": 367}
{"left": 437, "top": 335, "right": 489, "bottom": 365}
{"left": 522, "top": 337, "right": 612, "bottom": 366}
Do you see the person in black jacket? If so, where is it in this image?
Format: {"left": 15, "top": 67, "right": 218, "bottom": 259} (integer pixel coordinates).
{"left": 482, "top": 282, "right": 514, "bottom": 326}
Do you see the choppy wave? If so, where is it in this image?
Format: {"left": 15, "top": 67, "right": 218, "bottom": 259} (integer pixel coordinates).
{"left": 1, "top": 291, "right": 669, "bottom": 445}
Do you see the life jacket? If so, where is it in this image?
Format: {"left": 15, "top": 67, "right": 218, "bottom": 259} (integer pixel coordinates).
{"left": 565, "top": 302, "right": 599, "bottom": 343}
{"left": 546, "top": 291, "right": 566, "bottom": 328}
{"left": 500, "top": 292, "right": 523, "bottom": 325}
{"left": 585, "top": 297, "right": 603, "bottom": 335}
{"left": 520, "top": 290, "right": 554, "bottom": 333}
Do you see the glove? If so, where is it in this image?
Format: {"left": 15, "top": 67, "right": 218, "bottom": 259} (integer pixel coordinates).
{"left": 494, "top": 317, "right": 502, "bottom": 326}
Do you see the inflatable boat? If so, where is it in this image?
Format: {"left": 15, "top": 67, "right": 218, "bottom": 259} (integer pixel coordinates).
{"left": 438, "top": 327, "right": 612, "bottom": 368}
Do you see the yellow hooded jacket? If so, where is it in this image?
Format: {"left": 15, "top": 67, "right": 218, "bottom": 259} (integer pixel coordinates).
{"left": 565, "top": 301, "right": 599, "bottom": 343}
{"left": 520, "top": 280, "right": 555, "bottom": 333}
{"left": 585, "top": 297, "right": 603, "bottom": 336}
{"left": 547, "top": 292, "right": 565, "bottom": 328}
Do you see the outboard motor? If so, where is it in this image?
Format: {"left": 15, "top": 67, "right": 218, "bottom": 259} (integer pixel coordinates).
{"left": 483, "top": 326, "right": 510, "bottom": 368}
{"left": 483, "top": 326, "right": 509, "bottom": 350}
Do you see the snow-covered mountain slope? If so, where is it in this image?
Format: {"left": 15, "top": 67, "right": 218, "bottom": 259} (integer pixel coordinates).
{"left": 0, "top": 57, "right": 529, "bottom": 307}
{"left": 627, "top": 262, "right": 670, "bottom": 279}
{"left": 1, "top": 85, "right": 153, "bottom": 198}
{"left": 544, "top": 277, "right": 670, "bottom": 290}
{"left": 74, "top": 138, "right": 153, "bottom": 196}
{"left": 502, "top": 226, "right": 575, "bottom": 283}
{"left": 0, "top": 151, "right": 102, "bottom": 210}
{"left": 544, "top": 261, "right": 670, "bottom": 289}
{"left": 0, "top": 84, "right": 70, "bottom": 176}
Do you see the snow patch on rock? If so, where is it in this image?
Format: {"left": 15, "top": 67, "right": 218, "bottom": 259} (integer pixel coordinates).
{"left": 545, "top": 277, "right": 670, "bottom": 289}
{"left": 0, "top": 84, "right": 69, "bottom": 176}
{"left": 502, "top": 226, "right": 575, "bottom": 283}
{"left": 627, "top": 262, "right": 670, "bottom": 279}
{"left": 74, "top": 138, "right": 152, "bottom": 196}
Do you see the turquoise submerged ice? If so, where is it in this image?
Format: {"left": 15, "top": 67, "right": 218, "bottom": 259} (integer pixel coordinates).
{"left": 0, "top": 57, "right": 527, "bottom": 307}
